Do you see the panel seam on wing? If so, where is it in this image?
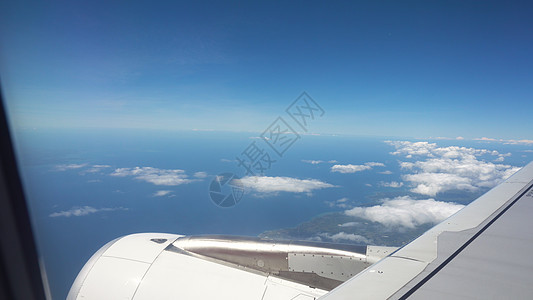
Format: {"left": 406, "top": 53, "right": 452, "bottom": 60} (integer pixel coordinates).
{"left": 130, "top": 236, "right": 181, "bottom": 300}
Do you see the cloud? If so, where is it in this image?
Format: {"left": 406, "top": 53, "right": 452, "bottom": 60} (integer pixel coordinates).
{"left": 194, "top": 171, "right": 208, "bottom": 178}
{"left": 81, "top": 164, "right": 112, "bottom": 174}
{"left": 317, "top": 232, "right": 372, "bottom": 244}
{"left": 240, "top": 176, "right": 336, "bottom": 193}
{"left": 474, "top": 137, "right": 497, "bottom": 142}
{"left": 110, "top": 167, "right": 197, "bottom": 186}
{"left": 331, "top": 164, "right": 371, "bottom": 173}
{"left": 495, "top": 152, "right": 512, "bottom": 162}
{"left": 386, "top": 141, "right": 437, "bottom": 158}
{"left": 338, "top": 222, "right": 360, "bottom": 227}
{"left": 402, "top": 159, "right": 519, "bottom": 196}
{"left": 325, "top": 197, "right": 350, "bottom": 208}
{"left": 365, "top": 162, "right": 385, "bottom": 167}
{"left": 503, "top": 139, "right": 533, "bottom": 145}
{"left": 474, "top": 137, "right": 533, "bottom": 145}
{"left": 49, "top": 206, "right": 127, "bottom": 217}
{"left": 55, "top": 163, "right": 88, "bottom": 171}
{"left": 431, "top": 136, "right": 465, "bottom": 140}
{"left": 402, "top": 173, "right": 479, "bottom": 196}
{"left": 380, "top": 181, "right": 404, "bottom": 188}
{"left": 302, "top": 160, "right": 341, "bottom": 165}
{"left": 379, "top": 170, "right": 393, "bottom": 175}
{"left": 153, "top": 190, "right": 173, "bottom": 197}
{"left": 331, "top": 161, "right": 385, "bottom": 173}
{"left": 523, "top": 150, "right": 533, "bottom": 153}
{"left": 386, "top": 141, "right": 520, "bottom": 196}
{"left": 302, "top": 160, "right": 324, "bottom": 165}
{"left": 345, "top": 196, "right": 464, "bottom": 229}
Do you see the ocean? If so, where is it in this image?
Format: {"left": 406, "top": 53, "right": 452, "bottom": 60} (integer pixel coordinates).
{"left": 11, "top": 128, "right": 532, "bottom": 298}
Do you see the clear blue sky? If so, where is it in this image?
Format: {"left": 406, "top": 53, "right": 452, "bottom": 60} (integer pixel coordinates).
{"left": 1, "top": 1, "right": 532, "bottom": 139}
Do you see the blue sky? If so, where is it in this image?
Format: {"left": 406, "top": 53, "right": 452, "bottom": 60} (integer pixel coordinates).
{"left": 1, "top": 1, "right": 532, "bottom": 139}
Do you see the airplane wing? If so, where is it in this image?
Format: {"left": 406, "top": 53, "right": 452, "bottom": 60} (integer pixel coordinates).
{"left": 68, "top": 162, "right": 533, "bottom": 299}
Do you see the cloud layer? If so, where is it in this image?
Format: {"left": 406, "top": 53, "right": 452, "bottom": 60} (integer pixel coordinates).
{"left": 387, "top": 141, "right": 520, "bottom": 196}
{"left": 317, "top": 232, "right": 371, "bottom": 244}
{"left": 49, "top": 206, "right": 127, "bottom": 217}
{"left": 302, "top": 160, "right": 324, "bottom": 164}
{"left": 325, "top": 197, "right": 350, "bottom": 208}
{"left": 345, "top": 196, "right": 464, "bottom": 228}
{"left": 153, "top": 190, "right": 173, "bottom": 197}
{"left": 331, "top": 162, "right": 385, "bottom": 174}
{"left": 240, "top": 176, "right": 335, "bottom": 193}
{"left": 474, "top": 137, "right": 533, "bottom": 145}
{"left": 55, "top": 163, "right": 88, "bottom": 171}
{"left": 380, "top": 181, "right": 404, "bottom": 188}
{"left": 111, "top": 167, "right": 196, "bottom": 186}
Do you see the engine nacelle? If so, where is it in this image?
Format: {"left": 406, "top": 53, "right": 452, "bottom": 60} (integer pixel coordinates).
{"left": 68, "top": 233, "right": 396, "bottom": 299}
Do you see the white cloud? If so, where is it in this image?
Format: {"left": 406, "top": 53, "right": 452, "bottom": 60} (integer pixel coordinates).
{"left": 523, "top": 150, "right": 533, "bottom": 153}
{"left": 474, "top": 137, "right": 497, "bottom": 142}
{"left": 194, "top": 171, "right": 208, "bottom": 178}
{"left": 379, "top": 170, "right": 393, "bottom": 175}
{"left": 318, "top": 232, "right": 371, "bottom": 244}
{"left": 302, "top": 160, "right": 324, "bottom": 165}
{"left": 331, "top": 161, "right": 385, "bottom": 173}
{"left": 386, "top": 141, "right": 521, "bottom": 196}
{"left": 55, "top": 163, "right": 88, "bottom": 171}
{"left": 339, "top": 222, "right": 360, "bottom": 227}
{"left": 425, "top": 136, "right": 465, "bottom": 141}
{"left": 403, "top": 172, "right": 476, "bottom": 196}
{"left": 81, "top": 164, "right": 112, "bottom": 174}
{"left": 494, "top": 152, "right": 511, "bottom": 162}
{"left": 328, "top": 160, "right": 338, "bottom": 163}
{"left": 386, "top": 141, "right": 436, "bottom": 158}
{"left": 331, "top": 164, "right": 371, "bottom": 173}
{"left": 240, "top": 176, "right": 336, "bottom": 193}
{"left": 93, "top": 164, "right": 111, "bottom": 168}
{"left": 503, "top": 139, "right": 533, "bottom": 145}
{"left": 345, "top": 196, "right": 464, "bottom": 229}
{"left": 473, "top": 137, "right": 533, "bottom": 145}
{"left": 380, "top": 181, "right": 404, "bottom": 188}
{"left": 110, "top": 167, "right": 197, "bottom": 186}
{"left": 326, "top": 197, "right": 350, "bottom": 208}
{"left": 49, "top": 206, "right": 127, "bottom": 217}
{"left": 365, "top": 162, "right": 385, "bottom": 167}
{"left": 153, "top": 190, "right": 173, "bottom": 197}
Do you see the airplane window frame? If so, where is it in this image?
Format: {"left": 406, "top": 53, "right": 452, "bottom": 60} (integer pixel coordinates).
{"left": 0, "top": 86, "right": 48, "bottom": 300}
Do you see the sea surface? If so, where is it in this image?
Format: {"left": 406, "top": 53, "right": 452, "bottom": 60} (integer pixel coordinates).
{"left": 11, "top": 128, "right": 533, "bottom": 299}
